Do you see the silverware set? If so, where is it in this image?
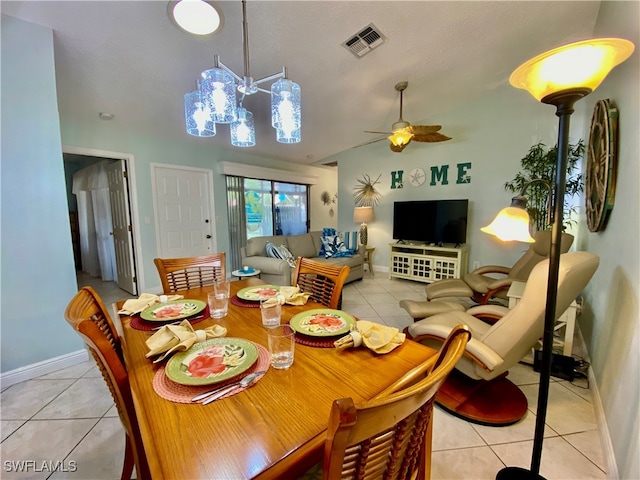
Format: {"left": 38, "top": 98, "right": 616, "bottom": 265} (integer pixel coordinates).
{"left": 191, "top": 371, "right": 267, "bottom": 405}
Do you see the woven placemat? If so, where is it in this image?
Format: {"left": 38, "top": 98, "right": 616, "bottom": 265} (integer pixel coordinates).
{"left": 230, "top": 294, "right": 260, "bottom": 308}
{"left": 153, "top": 343, "right": 270, "bottom": 403}
{"left": 130, "top": 306, "right": 210, "bottom": 332}
{"left": 294, "top": 332, "right": 345, "bottom": 348}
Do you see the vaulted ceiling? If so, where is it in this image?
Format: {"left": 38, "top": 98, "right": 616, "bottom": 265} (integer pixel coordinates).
{"left": 1, "top": 1, "right": 601, "bottom": 165}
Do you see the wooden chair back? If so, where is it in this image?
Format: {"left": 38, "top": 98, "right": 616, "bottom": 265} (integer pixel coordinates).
{"left": 64, "top": 286, "right": 151, "bottom": 480}
{"left": 321, "top": 325, "right": 471, "bottom": 480}
{"left": 292, "top": 257, "right": 350, "bottom": 309}
{"left": 154, "top": 253, "right": 226, "bottom": 293}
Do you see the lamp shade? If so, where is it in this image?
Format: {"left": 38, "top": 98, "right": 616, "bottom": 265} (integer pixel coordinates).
{"left": 510, "top": 38, "right": 635, "bottom": 101}
{"left": 353, "top": 206, "right": 374, "bottom": 224}
{"left": 230, "top": 107, "right": 256, "bottom": 147}
{"left": 481, "top": 206, "right": 535, "bottom": 243}
{"left": 388, "top": 128, "right": 413, "bottom": 147}
{"left": 200, "top": 67, "right": 237, "bottom": 124}
{"left": 184, "top": 90, "right": 216, "bottom": 137}
{"left": 271, "top": 78, "right": 301, "bottom": 143}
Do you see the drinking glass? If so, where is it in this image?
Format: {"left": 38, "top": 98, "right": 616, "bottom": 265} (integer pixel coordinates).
{"left": 208, "top": 291, "right": 228, "bottom": 319}
{"left": 267, "top": 325, "right": 295, "bottom": 369}
{"left": 260, "top": 299, "right": 281, "bottom": 328}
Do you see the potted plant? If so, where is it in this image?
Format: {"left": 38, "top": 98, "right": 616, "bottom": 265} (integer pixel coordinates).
{"left": 504, "top": 140, "right": 584, "bottom": 232}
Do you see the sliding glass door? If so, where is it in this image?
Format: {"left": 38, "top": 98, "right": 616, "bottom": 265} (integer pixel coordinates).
{"left": 244, "top": 179, "right": 308, "bottom": 239}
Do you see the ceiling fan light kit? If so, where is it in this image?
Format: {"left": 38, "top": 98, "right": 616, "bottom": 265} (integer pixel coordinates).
{"left": 361, "top": 81, "right": 451, "bottom": 153}
{"left": 175, "top": 0, "right": 302, "bottom": 146}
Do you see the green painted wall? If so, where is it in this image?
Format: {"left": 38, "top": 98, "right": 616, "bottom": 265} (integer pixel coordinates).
{"left": 577, "top": 2, "right": 639, "bottom": 478}
{"left": 1, "top": 15, "right": 83, "bottom": 372}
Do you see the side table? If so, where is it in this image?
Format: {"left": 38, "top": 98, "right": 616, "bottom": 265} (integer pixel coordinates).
{"left": 365, "top": 246, "right": 375, "bottom": 276}
{"left": 507, "top": 281, "right": 578, "bottom": 357}
{"left": 232, "top": 267, "right": 261, "bottom": 280}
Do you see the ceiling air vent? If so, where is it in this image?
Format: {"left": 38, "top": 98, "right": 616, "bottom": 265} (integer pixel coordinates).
{"left": 342, "top": 23, "right": 387, "bottom": 58}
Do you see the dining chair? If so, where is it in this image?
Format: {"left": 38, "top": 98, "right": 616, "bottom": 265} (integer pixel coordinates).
{"left": 300, "top": 324, "right": 470, "bottom": 480}
{"left": 291, "top": 257, "right": 350, "bottom": 309}
{"left": 64, "top": 286, "right": 151, "bottom": 480}
{"left": 154, "top": 252, "right": 226, "bottom": 293}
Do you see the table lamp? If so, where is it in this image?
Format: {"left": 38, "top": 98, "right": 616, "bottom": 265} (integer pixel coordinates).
{"left": 353, "top": 206, "right": 374, "bottom": 245}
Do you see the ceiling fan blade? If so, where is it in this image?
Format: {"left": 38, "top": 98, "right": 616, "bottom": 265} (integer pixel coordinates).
{"left": 408, "top": 125, "right": 442, "bottom": 135}
{"left": 364, "top": 130, "right": 394, "bottom": 135}
{"left": 412, "top": 132, "right": 452, "bottom": 142}
{"left": 352, "top": 136, "right": 388, "bottom": 149}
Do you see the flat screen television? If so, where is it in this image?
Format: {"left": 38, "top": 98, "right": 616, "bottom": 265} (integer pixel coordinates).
{"left": 393, "top": 199, "right": 468, "bottom": 245}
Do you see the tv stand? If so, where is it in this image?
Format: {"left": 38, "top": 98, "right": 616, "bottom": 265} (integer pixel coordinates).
{"left": 389, "top": 243, "right": 469, "bottom": 283}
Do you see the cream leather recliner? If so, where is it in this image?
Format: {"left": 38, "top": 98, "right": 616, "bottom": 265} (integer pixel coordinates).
{"left": 406, "top": 251, "right": 599, "bottom": 425}
{"left": 426, "top": 230, "right": 574, "bottom": 306}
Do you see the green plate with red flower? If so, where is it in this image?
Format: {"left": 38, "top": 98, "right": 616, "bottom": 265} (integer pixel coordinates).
{"left": 165, "top": 338, "right": 258, "bottom": 386}
{"left": 289, "top": 309, "right": 356, "bottom": 337}
{"left": 237, "top": 284, "right": 280, "bottom": 301}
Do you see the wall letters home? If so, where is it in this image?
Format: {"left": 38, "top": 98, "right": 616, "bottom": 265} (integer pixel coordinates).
{"left": 390, "top": 163, "right": 472, "bottom": 189}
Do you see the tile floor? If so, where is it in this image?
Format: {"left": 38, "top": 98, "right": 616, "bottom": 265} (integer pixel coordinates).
{"left": 0, "top": 271, "right": 606, "bottom": 479}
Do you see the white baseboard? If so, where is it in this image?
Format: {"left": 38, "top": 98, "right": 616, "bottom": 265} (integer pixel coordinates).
{"left": 588, "top": 365, "right": 618, "bottom": 479}
{"left": 575, "top": 328, "right": 618, "bottom": 479}
{"left": 0, "top": 349, "right": 90, "bottom": 389}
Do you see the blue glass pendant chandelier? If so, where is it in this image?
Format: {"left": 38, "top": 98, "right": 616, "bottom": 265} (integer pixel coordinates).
{"left": 179, "top": 0, "right": 301, "bottom": 146}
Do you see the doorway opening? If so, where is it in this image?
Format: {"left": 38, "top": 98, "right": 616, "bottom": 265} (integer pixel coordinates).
{"left": 62, "top": 146, "right": 140, "bottom": 296}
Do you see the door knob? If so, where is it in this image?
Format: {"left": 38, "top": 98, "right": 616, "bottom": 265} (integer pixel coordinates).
{"left": 206, "top": 235, "right": 212, "bottom": 239}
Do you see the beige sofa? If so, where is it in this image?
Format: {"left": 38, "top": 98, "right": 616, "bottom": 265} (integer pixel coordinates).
{"left": 240, "top": 231, "right": 365, "bottom": 286}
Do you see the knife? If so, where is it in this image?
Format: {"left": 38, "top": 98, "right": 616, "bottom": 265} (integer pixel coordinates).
{"left": 192, "top": 370, "right": 267, "bottom": 403}
{"left": 201, "top": 373, "right": 263, "bottom": 405}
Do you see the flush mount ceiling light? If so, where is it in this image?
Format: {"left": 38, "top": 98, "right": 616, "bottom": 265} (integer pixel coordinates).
{"left": 168, "top": 0, "right": 223, "bottom": 36}
{"left": 180, "top": 0, "right": 301, "bottom": 147}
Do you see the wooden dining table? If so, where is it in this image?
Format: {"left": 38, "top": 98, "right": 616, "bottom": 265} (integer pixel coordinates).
{"left": 119, "top": 278, "right": 437, "bottom": 479}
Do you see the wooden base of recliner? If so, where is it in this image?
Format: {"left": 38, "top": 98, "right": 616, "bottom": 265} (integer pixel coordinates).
{"left": 436, "top": 370, "right": 528, "bottom": 426}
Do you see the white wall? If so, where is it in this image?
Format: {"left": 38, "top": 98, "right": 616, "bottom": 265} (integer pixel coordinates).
{"left": 576, "top": 2, "right": 639, "bottom": 478}
{"left": 1, "top": 15, "right": 83, "bottom": 372}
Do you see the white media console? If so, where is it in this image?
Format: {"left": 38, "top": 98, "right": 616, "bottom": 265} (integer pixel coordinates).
{"left": 389, "top": 243, "right": 469, "bottom": 283}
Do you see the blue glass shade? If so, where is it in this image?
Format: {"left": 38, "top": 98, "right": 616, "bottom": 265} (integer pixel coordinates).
{"left": 271, "top": 78, "right": 301, "bottom": 143}
{"left": 230, "top": 107, "right": 255, "bottom": 147}
{"left": 200, "top": 67, "right": 237, "bottom": 124}
{"left": 184, "top": 90, "right": 215, "bottom": 137}
{"left": 276, "top": 126, "right": 301, "bottom": 144}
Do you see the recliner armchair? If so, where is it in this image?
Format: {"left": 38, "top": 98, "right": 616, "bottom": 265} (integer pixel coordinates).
{"left": 426, "top": 230, "right": 574, "bottom": 305}
{"left": 406, "top": 251, "right": 599, "bottom": 425}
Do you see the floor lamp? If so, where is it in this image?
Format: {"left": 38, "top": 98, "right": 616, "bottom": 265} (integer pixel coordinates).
{"left": 483, "top": 38, "right": 634, "bottom": 480}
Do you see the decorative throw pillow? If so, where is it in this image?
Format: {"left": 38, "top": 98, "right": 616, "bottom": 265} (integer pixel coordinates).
{"left": 265, "top": 241, "right": 283, "bottom": 259}
{"left": 321, "top": 235, "right": 353, "bottom": 258}
{"left": 338, "top": 231, "right": 358, "bottom": 254}
{"left": 277, "top": 244, "right": 297, "bottom": 268}
{"left": 319, "top": 227, "right": 337, "bottom": 257}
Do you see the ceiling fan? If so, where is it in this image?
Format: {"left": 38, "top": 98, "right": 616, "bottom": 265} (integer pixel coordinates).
{"left": 358, "top": 81, "right": 452, "bottom": 153}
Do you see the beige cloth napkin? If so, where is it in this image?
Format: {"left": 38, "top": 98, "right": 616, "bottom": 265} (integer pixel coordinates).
{"left": 118, "top": 293, "right": 183, "bottom": 315}
{"left": 334, "top": 320, "right": 406, "bottom": 354}
{"left": 268, "top": 286, "right": 311, "bottom": 306}
{"left": 145, "top": 320, "right": 227, "bottom": 363}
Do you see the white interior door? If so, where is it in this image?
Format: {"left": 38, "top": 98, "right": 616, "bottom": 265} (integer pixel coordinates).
{"left": 106, "top": 160, "right": 138, "bottom": 295}
{"left": 152, "top": 165, "right": 215, "bottom": 258}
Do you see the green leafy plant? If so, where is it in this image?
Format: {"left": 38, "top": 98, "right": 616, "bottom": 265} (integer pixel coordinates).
{"left": 504, "top": 140, "right": 584, "bottom": 231}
